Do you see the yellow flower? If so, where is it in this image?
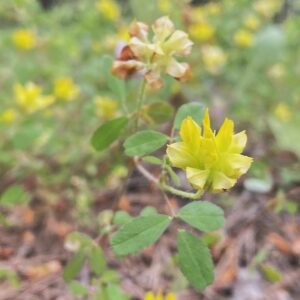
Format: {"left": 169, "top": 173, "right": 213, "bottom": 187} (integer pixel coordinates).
{"left": 158, "top": 0, "right": 172, "bottom": 13}
{"left": 117, "top": 26, "right": 130, "bottom": 41}
{"left": 254, "top": 0, "right": 282, "bottom": 18}
{"left": 244, "top": 15, "right": 261, "bottom": 31}
{"left": 95, "top": 96, "right": 118, "bottom": 119}
{"left": 201, "top": 45, "right": 227, "bottom": 75}
{"left": 267, "top": 64, "right": 285, "bottom": 79}
{"left": 14, "top": 82, "right": 54, "bottom": 113}
{"left": 112, "top": 16, "right": 193, "bottom": 90}
{"left": 144, "top": 291, "right": 176, "bottom": 300}
{"left": 274, "top": 103, "right": 291, "bottom": 122}
{"left": 96, "top": 0, "right": 120, "bottom": 22}
{"left": 203, "top": 2, "right": 221, "bottom": 16}
{"left": 188, "top": 22, "right": 215, "bottom": 42}
{"left": 12, "top": 29, "right": 37, "bottom": 50}
{"left": 53, "top": 77, "right": 79, "bottom": 101}
{"left": 167, "top": 109, "right": 252, "bottom": 192}
{"left": 0, "top": 109, "right": 18, "bottom": 123}
{"left": 234, "top": 29, "right": 254, "bottom": 48}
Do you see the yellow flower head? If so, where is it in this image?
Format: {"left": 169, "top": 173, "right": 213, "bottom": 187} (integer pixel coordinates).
{"left": 188, "top": 22, "right": 215, "bottom": 42}
{"left": 0, "top": 109, "right": 18, "bottom": 123}
{"left": 167, "top": 109, "right": 252, "bottom": 192}
{"left": 254, "top": 0, "right": 282, "bottom": 18}
{"left": 201, "top": 45, "right": 227, "bottom": 75}
{"left": 274, "top": 103, "right": 291, "bottom": 122}
{"left": 96, "top": 0, "right": 120, "bottom": 22}
{"left": 12, "top": 29, "right": 37, "bottom": 50}
{"left": 234, "top": 29, "right": 254, "bottom": 48}
{"left": 53, "top": 77, "right": 79, "bottom": 101}
{"left": 267, "top": 64, "right": 285, "bottom": 79}
{"left": 158, "top": 0, "right": 172, "bottom": 13}
{"left": 112, "top": 16, "right": 193, "bottom": 90}
{"left": 144, "top": 291, "right": 176, "bottom": 300}
{"left": 94, "top": 96, "right": 118, "bottom": 119}
{"left": 205, "top": 3, "right": 222, "bottom": 16}
{"left": 14, "top": 82, "right": 54, "bottom": 113}
{"left": 244, "top": 14, "right": 261, "bottom": 31}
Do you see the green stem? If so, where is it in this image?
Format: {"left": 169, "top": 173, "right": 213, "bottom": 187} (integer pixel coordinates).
{"left": 160, "top": 183, "right": 203, "bottom": 200}
{"left": 134, "top": 79, "right": 147, "bottom": 130}
{"left": 134, "top": 157, "right": 203, "bottom": 200}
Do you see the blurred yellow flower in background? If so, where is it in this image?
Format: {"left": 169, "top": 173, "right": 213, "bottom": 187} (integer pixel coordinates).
{"left": 234, "top": 29, "right": 254, "bottom": 47}
{"left": 95, "top": 96, "right": 118, "bottom": 119}
{"left": 12, "top": 29, "right": 37, "bottom": 50}
{"left": 14, "top": 82, "right": 54, "bottom": 113}
{"left": 268, "top": 64, "right": 286, "bottom": 79}
{"left": 189, "top": 22, "right": 215, "bottom": 42}
{"left": 158, "top": 0, "right": 172, "bottom": 14}
{"left": 274, "top": 103, "right": 291, "bottom": 122}
{"left": 96, "top": 0, "right": 120, "bottom": 22}
{"left": 203, "top": 2, "right": 221, "bottom": 16}
{"left": 144, "top": 291, "right": 176, "bottom": 300}
{"left": 0, "top": 109, "right": 18, "bottom": 123}
{"left": 254, "top": 0, "right": 282, "bottom": 19}
{"left": 167, "top": 109, "right": 252, "bottom": 192}
{"left": 201, "top": 45, "right": 227, "bottom": 74}
{"left": 53, "top": 77, "right": 79, "bottom": 101}
{"left": 244, "top": 14, "right": 261, "bottom": 31}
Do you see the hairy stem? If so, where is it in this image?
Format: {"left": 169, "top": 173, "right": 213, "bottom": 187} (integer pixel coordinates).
{"left": 134, "top": 157, "right": 203, "bottom": 200}
{"left": 134, "top": 79, "right": 147, "bottom": 131}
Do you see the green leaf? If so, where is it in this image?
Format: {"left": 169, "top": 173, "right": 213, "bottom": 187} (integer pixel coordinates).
{"left": 89, "top": 245, "right": 106, "bottom": 275}
{"left": 177, "top": 230, "right": 214, "bottom": 290}
{"left": 91, "top": 117, "right": 128, "bottom": 151}
{"left": 178, "top": 201, "right": 224, "bottom": 232}
{"left": 101, "top": 270, "right": 120, "bottom": 284}
{"left": 140, "top": 206, "right": 157, "bottom": 217}
{"left": 105, "top": 284, "right": 130, "bottom": 300}
{"left": 101, "top": 55, "right": 126, "bottom": 103}
{"left": 173, "top": 102, "right": 204, "bottom": 129}
{"left": 124, "top": 130, "right": 168, "bottom": 157}
{"left": 113, "top": 211, "right": 133, "bottom": 226}
{"left": 201, "top": 232, "right": 221, "bottom": 247}
{"left": 65, "top": 231, "right": 94, "bottom": 251}
{"left": 68, "top": 281, "right": 88, "bottom": 296}
{"left": 0, "top": 185, "right": 30, "bottom": 207}
{"left": 63, "top": 252, "right": 85, "bottom": 282}
{"left": 143, "top": 156, "right": 162, "bottom": 165}
{"left": 260, "top": 264, "right": 282, "bottom": 283}
{"left": 111, "top": 214, "right": 172, "bottom": 256}
{"left": 143, "top": 102, "right": 174, "bottom": 124}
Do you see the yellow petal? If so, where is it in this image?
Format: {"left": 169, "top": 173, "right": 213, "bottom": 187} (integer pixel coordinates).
{"left": 179, "top": 116, "right": 201, "bottom": 152}
{"left": 129, "top": 20, "right": 149, "bottom": 41}
{"left": 166, "top": 57, "right": 189, "bottom": 80}
{"left": 202, "top": 108, "right": 214, "bottom": 139}
{"left": 167, "top": 143, "right": 198, "bottom": 169}
{"left": 152, "top": 16, "right": 174, "bottom": 42}
{"left": 129, "top": 37, "right": 150, "bottom": 58}
{"left": 165, "top": 292, "right": 176, "bottom": 300}
{"left": 227, "top": 154, "right": 253, "bottom": 175}
{"left": 156, "top": 292, "right": 163, "bottom": 300}
{"left": 230, "top": 131, "right": 247, "bottom": 153}
{"left": 144, "top": 71, "right": 164, "bottom": 91}
{"left": 212, "top": 172, "right": 236, "bottom": 191}
{"left": 216, "top": 118, "right": 234, "bottom": 151}
{"left": 164, "top": 30, "right": 193, "bottom": 56}
{"left": 186, "top": 167, "right": 209, "bottom": 189}
{"left": 144, "top": 292, "right": 155, "bottom": 300}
